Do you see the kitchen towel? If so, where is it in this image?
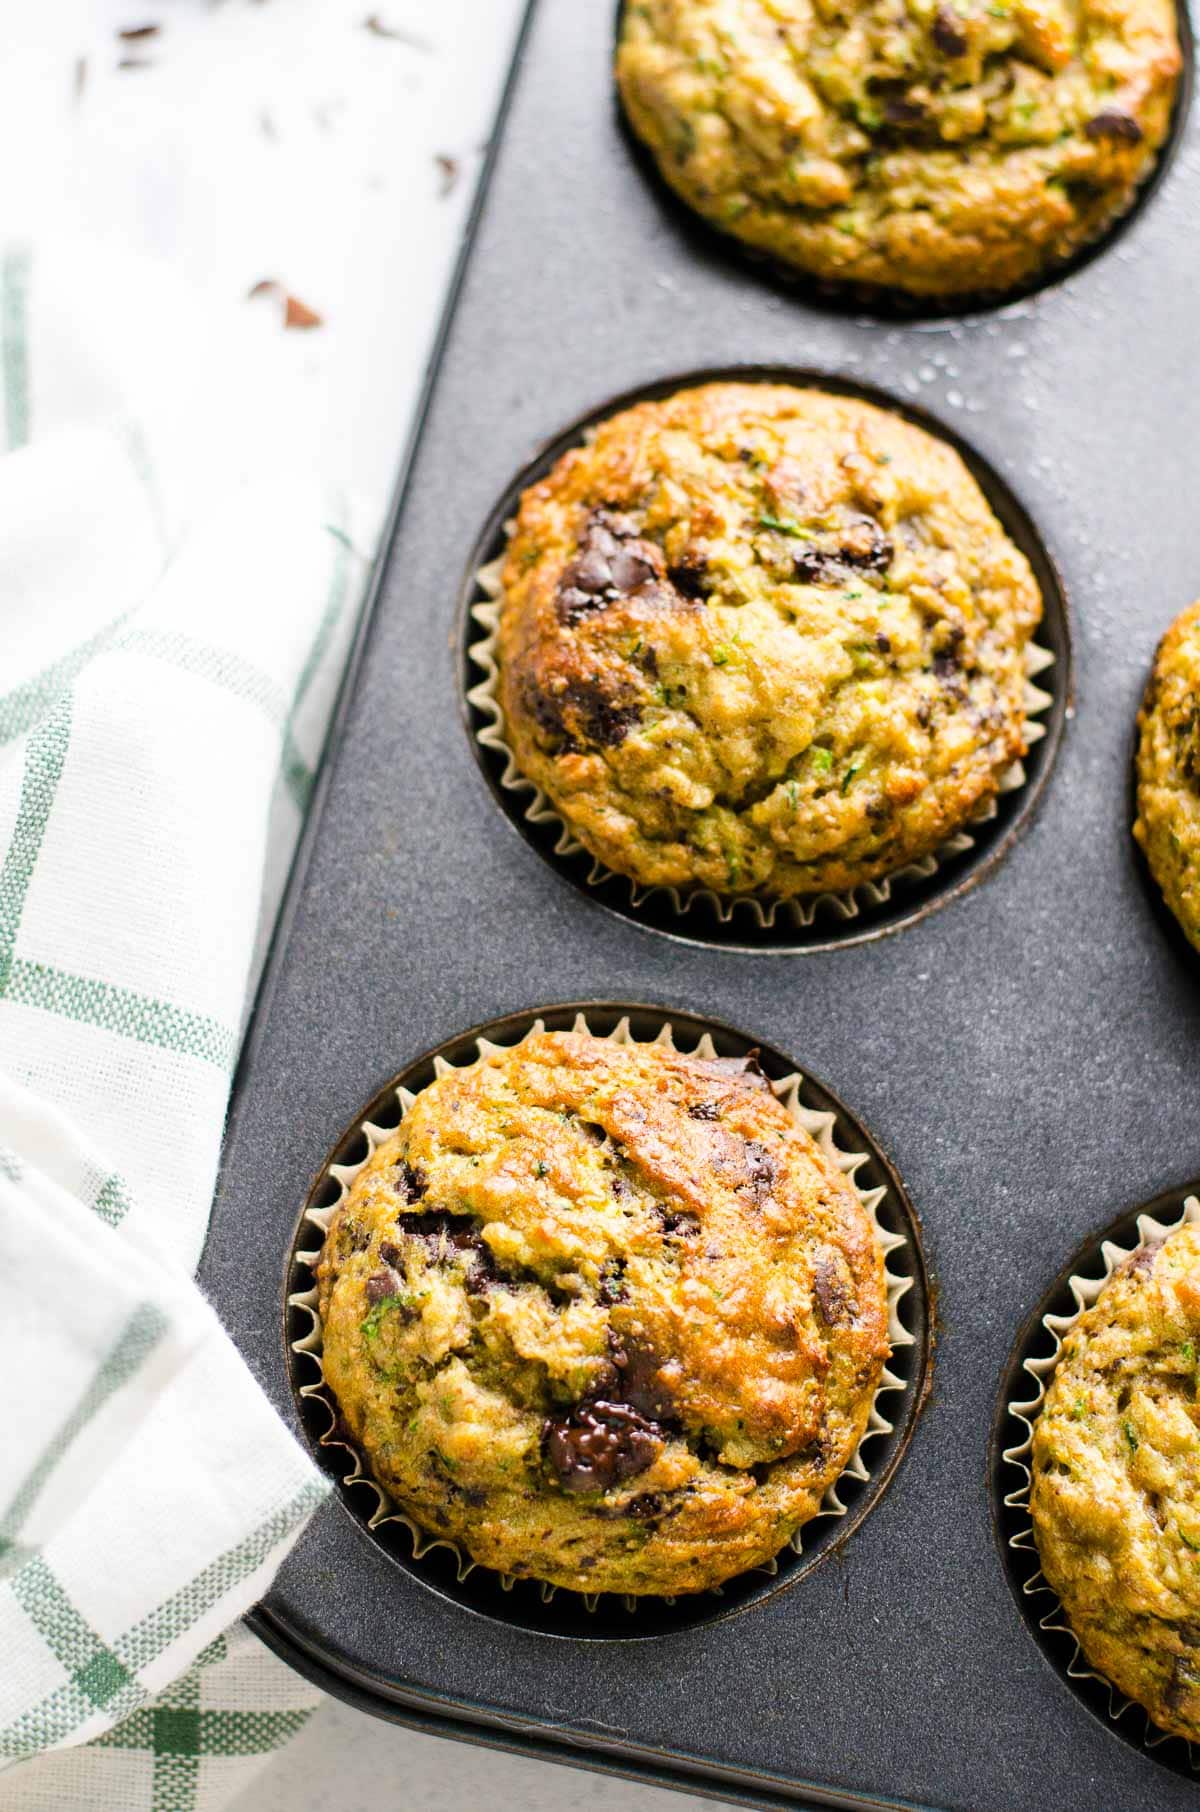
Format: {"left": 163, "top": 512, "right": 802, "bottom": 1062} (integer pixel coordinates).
{"left": 0, "top": 238, "right": 367, "bottom": 1810}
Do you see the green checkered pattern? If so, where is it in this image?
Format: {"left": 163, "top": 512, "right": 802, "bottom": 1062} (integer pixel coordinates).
{"left": 0, "top": 239, "right": 371, "bottom": 1807}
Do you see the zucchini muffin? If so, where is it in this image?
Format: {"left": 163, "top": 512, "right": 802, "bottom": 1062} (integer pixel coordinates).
{"left": 317, "top": 1029, "right": 890, "bottom": 1597}
{"left": 495, "top": 381, "right": 1043, "bottom": 901}
{"left": 1134, "top": 602, "right": 1200, "bottom": 953}
{"left": 616, "top": 0, "right": 1181, "bottom": 300}
{"left": 1030, "top": 1223, "right": 1200, "bottom": 1743}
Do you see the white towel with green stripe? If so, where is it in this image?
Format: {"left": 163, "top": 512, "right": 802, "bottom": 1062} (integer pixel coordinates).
{"left": 0, "top": 242, "right": 368, "bottom": 1806}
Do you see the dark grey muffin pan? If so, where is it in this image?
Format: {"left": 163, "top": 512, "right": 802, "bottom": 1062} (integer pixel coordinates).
{"left": 199, "top": 1, "right": 1200, "bottom": 1807}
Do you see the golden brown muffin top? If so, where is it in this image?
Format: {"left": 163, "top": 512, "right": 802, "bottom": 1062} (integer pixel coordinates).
{"left": 317, "top": 1029, "right": 890, "bottom": 1595}
{"left": 1134, "top": 601, "right": 1200, "bottom": 953}
{"left": 1031, "top": 1220, "right": 1200, "bottom": 1743}
{"left": 617, "top": 0, "right": 1180, "bottom": 298}
{"left": 496, "top": 382, "right": 1043, "bottom": 901}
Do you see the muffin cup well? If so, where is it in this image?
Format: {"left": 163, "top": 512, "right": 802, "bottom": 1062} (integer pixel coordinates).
{"left": 466, "top": 541, "right": 1057, "bottom": 949}
{"left": 999, "top": 1188, "right": 1200, "bottom": 1773}
{"left": 286, "top": 1005, "right": 927, "bottom": 1636}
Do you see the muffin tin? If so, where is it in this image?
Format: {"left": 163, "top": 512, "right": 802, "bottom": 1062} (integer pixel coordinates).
{"left": 198, "top": 1, "right": 1200, "bottom": 1807}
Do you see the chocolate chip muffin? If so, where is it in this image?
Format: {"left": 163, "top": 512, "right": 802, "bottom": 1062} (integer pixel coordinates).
{"left": 1134, "top": 602, "right": 1200, "bottom": 953}
{"left": 616, "top": 0, "right": 1180, "bottom": 300}
{"left": 317, "top": 1029, "right": 890, "bottom": 1597}
{"left": 494, "top": 382, "right": 1043, "bottom": 902}
{"left": 1030, "top": 1222, "right": 1200, "bottom": 1743}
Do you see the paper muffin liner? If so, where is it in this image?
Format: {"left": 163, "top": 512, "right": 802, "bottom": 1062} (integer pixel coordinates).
{"left": 287, "top": 1010, "right": 916, "bottom": 1614}
{"left": 466, "top": 540, "right": 1056, "bottom": 934}
{"left": 1002, "top": 1191, "right": 1200, "bottom": 1763}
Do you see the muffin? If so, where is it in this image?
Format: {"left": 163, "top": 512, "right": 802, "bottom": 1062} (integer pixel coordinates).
{"left": 317, "top": 1028, "right": 890, "bottom": 1597}
{"left": 495, "top": 381, "right": 1043, "bottom": 902}
{"left": 1030, "top": 1223, "right": 1200, "bottom": 1743}
{"left": 1134, "top": 602, "right": 1200, "bottom": 952}
{"left": 616, "top": 0, "right": 1181, "bottom": 300}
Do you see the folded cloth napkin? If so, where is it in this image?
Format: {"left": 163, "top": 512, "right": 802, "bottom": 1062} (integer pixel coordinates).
{"left": 0, "top": 240, "right": 373, "bottom": 1808}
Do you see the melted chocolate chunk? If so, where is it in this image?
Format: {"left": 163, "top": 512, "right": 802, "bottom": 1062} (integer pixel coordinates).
{"left": 658, "top": 1204, "right": 701, "bottom": 1238}
{"left": 365, "top": 1268, "right": 401, "bottom": 1305}
{"left": 668, "top": 551, "right": 711, "bottom": 599}
{"left": 838, "top": 516, "right": 894, "bottom": 571}
{"left": 813, "top": 1253, "right": 856, "bottom": 1326}
{"left": 793, "top": 519, "right": 892, "bottom": 584}
{"left": 793, "top": 545, "right": 844, "bottom": 585}
{"left": 608, "top": 1333, "right": 678, "bottom": 1421}
{"left": 394, "top": 1160, "right": 427, "bottom": 1203}
{"left": 1084, "top": 107, "right": 1143, "bottom": 144}
{"left": 395, "top": 1209, "right": 498, "bottom": 1294}
{"left": 378, "top": 1241, "right": 403, "bottom": 1268}
{"left": 739, "top": 1139, "right": 778, "bottom": 1204}
{"left": 556, "top": 509, "right": 666, "bottom": 623}
{"left": 872, "top": 79, "right": 927, "bottom": 126}
{"left": 932, "top": 623, "right": 966, "bottom": 681}
{"left": 523, "top": 675, "right": 641, "bottom": 753}
{"left": 543, "top": 1400, "right": 662, "bottom": 1492}
{"left": 931, "top": 4, "right": 968, "bottom": 55}
{"left": 707, "top": 1051, "right": 771, "bottom": 1090}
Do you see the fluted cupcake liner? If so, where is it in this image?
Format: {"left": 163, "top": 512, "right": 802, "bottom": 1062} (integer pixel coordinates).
{"left": 1002, "top": 1190, "right": 1200, "bottom": 1766}
{"left": 466, "top": 542, "right": 1056, "bottom": 936}
{"left": 287, "top": 1009, "right": 916, "bottom": 1616}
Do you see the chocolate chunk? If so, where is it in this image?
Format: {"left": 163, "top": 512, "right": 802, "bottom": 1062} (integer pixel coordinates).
{"left": 658, "top": 1204, "right": 700, "bottom": 1237}
{"left": 523, "top": 676, "right": 641, "bottom": 753}
{"left": 885, "top": 96, "right": 926, "bottom": 125}
{"left": 931, "top": 4, "right": 968, "bottom": 55}
{"left": 609, "top": 545, "right": 658, "bottom": 593}
{"left": 688, "top": 1100, "right": 721, "bottom": 1121}
{"left": 739, "top": 1139, "right": 777, "bottom": 1204}
{"left": 394, "top": 1159, "right": 427, "bottom": 1203}
{"left": 876, "top": 631, "right": 892, "bottom": 653}
{"left": 378, "top": 1241, "right": 403, "bottom": 1268}
{"left": 556, "top": 508, "right": 665, "bottom": 623}
{"left": 707, "top": 1051, "right": 771, "bottom": 1090}
{"left": 365, "top": 1268, "right": 400, "bottom": 1305}
{"left": 793, "top": 546, "right": 843, "bottom": 585}
{"left": 813, "top": 1253, "right": 856, "bottom": 1326}
{"left": 543, "top": 1400, "right": 663, "bottom": 1492}
{"left": 932, "top": 622, "right": 965, "bottom": 681}
{"left": 625, "top": 1491, "right": 665, "bottom": 1520}
{"left": 608, "top": 1333, "right": 678, "bottom": 1421}
{"left": 793, "top": 519, "right": 892, "bottom": 583}
{"left": 395, "top": 1207, "right": 500, "bottom": 1290}
{"left": 1084, "top": 107, "right": 1143, "bottom": 144}
{"left": 838, "top": 516, "right": 893, "bottom": 572}
{"left": 668, "top": 552, "right": 711, "bottom": 599}
{"left": 399, "top": 1207, "right": 477, "bottom": 1249}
